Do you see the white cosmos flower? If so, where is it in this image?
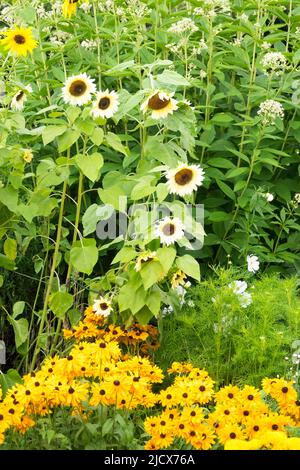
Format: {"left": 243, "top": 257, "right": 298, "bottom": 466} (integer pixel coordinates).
{"left": 92, "top": 297, "right": 112, "bottom": 317}
{"left": 228, "top": 280, "right": 248, "bottom": 295}
{"left": 91, "top": 89, "right": 119, "bottom": 119}
{"left": 62, "top": 73, "right": 96, "bottom": 106}
{"left": 166, "top": 162, "right": 205, "bottom": 197}
{"left": 239, "top": 292, "right": 252, "bottom": 308}
{"left": 155, "top": 216, "right": 184, "bottom": 246}
{"left": 11, "top": 84, "right": 32, "bottom": 111}
{"left": 141, "top": 89, "right": 178, "bottom": 119}
{"left": 247, "top": 254, "right": 260, "bottom": 273}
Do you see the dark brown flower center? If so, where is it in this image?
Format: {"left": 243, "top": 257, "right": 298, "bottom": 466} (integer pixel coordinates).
{"left": 100, "top": 303, "right": 108, "bottom": 310}
{"left": 14, "top": 34, "right": 26, "bottom": 45}
{"left": 228, "top": 393, "right": 234, "bottom": 399}
{"left": 69, "top": 80, "right": 87, "bottom": 97}
{"left": 162, "top": 223, "right": 175, "bottom": 236}
{"left": 174, "top": 168, "right": 193, "bottom": 186}
{"left": 98, "top": 97, "right": 110, "bottom": 110}
{"left": 230, "top": 432, "right": 236, "bottom": 439}
{"left": 281, "top": 387, "right": 288, "bottom": 393}
{"left": 16, "top": 90, "right": 24, "bottom": 102}
{"left": 148, "top": 93, "right": 170, "bottom": 110}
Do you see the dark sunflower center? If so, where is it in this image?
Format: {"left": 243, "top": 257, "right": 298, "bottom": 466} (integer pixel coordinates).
{"left": 230, "top": 432, "right": 236, "bottom": 439}
{"left": 14, "top": 34, "right": 26, "bottom": 45}
{"left": 141, "top": 257, "right": 153, "bottom": 264}
{"left": 100, "top": 302, "right": 108, "bottom": 310}
{"left": 16, "top": 91, "right": 24, "bottom": 102}
{"left": 98, "top": 97, "right": 110, "bottom": 110}
{"left": 148, "top": 93, "right": 170, "bottom": 110}
{"left": 69, "top": 80, "right": 87, "bottom": 97}
{"left": 174, "top": 168, "right": 193, "bottom": 186}
{"left": 162, "top": 223, "right": 175, "bottom": 236}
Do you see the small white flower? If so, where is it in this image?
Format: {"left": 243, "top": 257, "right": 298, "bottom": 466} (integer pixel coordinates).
{"left": 239, "top": 292, "right": 252, "bottom": 308}
{"left": 228, "top": 280, "right": 248, "bottom": 295}
{"left": 80, "top": 2, "right": 92, "bottom": 13}
{"left": 261, "top": 41, "right": 272, "bottom": 50}
{"left": 265, "top": 192, "right": 274, "bottom": 202}
{"left": 247, "top": 254, "right": 260, "bottom": 273}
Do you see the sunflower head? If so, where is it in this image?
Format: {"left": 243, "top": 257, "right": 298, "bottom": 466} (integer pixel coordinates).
{"left": 1, "top": 26, "right": 37, "bottom": 56}
{"left": 141, "top": 90, "right": 178, "bottom": 119}
{"left": 166, "top": 162, "right": 205, "bottom": 197}
{"left": 62, "top": 73, "right": 96, "bottom": 106}
{"left": 91, "top": 90, "right": 119, "bottom": 119}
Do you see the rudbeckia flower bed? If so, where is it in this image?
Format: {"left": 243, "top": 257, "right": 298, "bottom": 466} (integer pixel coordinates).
{"left": 0, "top": 306, "right": 300, "bottom": 450}
{"left": 0, "top": 0, "right": 300, "bottom": 453}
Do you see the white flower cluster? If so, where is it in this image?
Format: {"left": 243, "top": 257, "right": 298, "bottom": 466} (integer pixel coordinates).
{"left": 194, "top": 0, "right": 231, "bottom": 17}
{"left": 257, "top": 99, "right": 284, "bottom": 126}
{"left": 0, "top": 6, "right": 15, "bottom": 25}
{"left": 239, "top": 13, "right": 248, "bottom": 21}
{"left": 49, "top": 30, "right": 71, "bottom": 47}
{"left": 262, "top": 52, "right": 287, "bottom": 75}
{"left": 162, "top": 305, "right": 174, "bottom": 317}
{"left": 261, "top": 41, "right": 272, "bottom": 50}
{"left": 262, "top": 192, "right": 274, "bottom": 202}
{"left": 168, "top": 18, "right": 198, "bottom": 35}
{"left": 80, "top": 2, "right": 92, "bottom": 13}
{"left": 228, "top": 281, "right": 253, "bottom": 308}
{"left": 81, "top": 39, "right": 98, "bottom": 50}
{"left": 126, "top": 0, "right": 151, "bottom": 18}
{"left": 192, "top": 39, "right": 208, "bottom": 54}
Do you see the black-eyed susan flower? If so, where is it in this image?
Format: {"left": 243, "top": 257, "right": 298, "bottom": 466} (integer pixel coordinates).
{"left": 1, "top": 26, "right": 37, "bottom": 56}
{"left": 166, "top": 162, "right": 205, "bottom": 197}
{"left": 11, "top": 85, "right": 32, "bottom": 111}
{"left": 155, "top": 216, "right": 184, "bottom": 246}
{"left": 62, "top": 73, "right": 96, "bottom": 106}
{"left": 141, "top": 89, "right": 178, "bottom": 119}
{"left": 91, "top": 89, "right": 119, "bottom": 119}
{"left": 217, "top": 423, "right": 246, "bottom": 445}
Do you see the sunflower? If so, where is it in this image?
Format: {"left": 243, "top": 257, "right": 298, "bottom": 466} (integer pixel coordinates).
{"left": 155, "top": 216, "right": 184, "bottom": 246}
{"left": 91, "top": 89, "right": 119, "bottom": 119}
{"left": 141, "top": 90, "right": 178, "bottom": 119}
{"left": 1, "top": 26, "right": 37, "bottom": 56}
{"left": 166, "top": 162, "right": 205, "bottom": 197}
{"left": 23, "top": 149, "right": 33, "bottom": 163}
{"left": 171, "top": 269, "right": 187, "bottom": 289}
{"left": 134, "top": 251, "right": 157, "bottom": 272}
{"left": 62, "top": 0, "right": 78, "bottom": 18}
{"left": 11, "top": 85, "right": 32, "bottom": 111}
{"left": 92, "top": 297, "right": 112, "bottom": 317}
{"left": 62, "top": 73, "right": 96, "bottom": 106}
